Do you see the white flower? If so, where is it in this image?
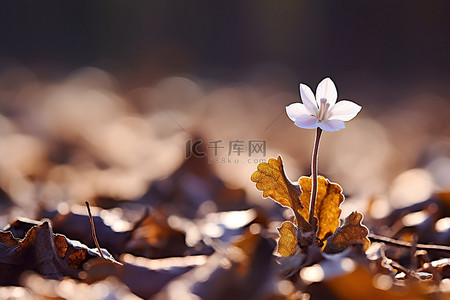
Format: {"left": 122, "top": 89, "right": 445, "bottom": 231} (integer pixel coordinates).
{"left": 286, "top": 77, "right": 362, "bottom": 132}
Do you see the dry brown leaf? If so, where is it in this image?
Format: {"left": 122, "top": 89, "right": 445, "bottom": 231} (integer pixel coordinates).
{"left": 277, "top": 221, "right": 299, "bottom": 257}
{"left": 301, "top": 255, "right": 440, "bottom": 300}
{"left": 1, "top": 221, "right": 79, "bottom": 284}
{"left": 435, "top": 190, "right": 450, "bottom": 210}
{"left": 2, "top": 218, "right": 41, "bottom": 239}
{"left": 325, "top": 264, "right": 437, "bottom": 300}
{"left": 324, "top": 211, "right": 370, "bottom": 254}
{"left": 0, "top": 231, "right": 18, "bottom": 246}
{"left": 153, "top": 230, "right": 276, "bottom": 300}
{"left": 40, "top": 209, "right": 132, "bottom": 258}
{"left": 297, "top": 176, "right": 344, "bottom": 241}
{"left": 125, "top": 210, "right": 187, "bottom": 258}
{"left": 0, "top": 220, "right": 118, "bottom": 285}
{"left": 251, "top": 156, "right": 311, "bottom": 231}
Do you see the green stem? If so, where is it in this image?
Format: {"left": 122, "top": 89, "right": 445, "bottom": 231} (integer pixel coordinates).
{"left": 309, "top": 127, "right": 323, "bottom": 228}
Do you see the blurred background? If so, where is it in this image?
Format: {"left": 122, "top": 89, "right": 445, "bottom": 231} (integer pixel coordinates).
{"left": 1, "top": 0, "right": 450, "bottom": 224}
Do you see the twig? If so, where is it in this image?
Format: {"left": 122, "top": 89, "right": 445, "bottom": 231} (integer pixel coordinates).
{"left": 85, "top": 201, "right": 105, "bottom": 259}
{"left": 369, "top": 233, "right": 450, "bottom": 253}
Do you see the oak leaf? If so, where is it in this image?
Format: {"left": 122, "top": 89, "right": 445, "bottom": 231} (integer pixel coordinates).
{"left": 277, "top": 221, "right": 299, "bottom": 257}
{"left": 324, "top": 211, "right": 370, "bottom": 254}
{"left": 297, "top": 176, "right": 344, "bottom": 241}
{"left": 251, "top": 156, "right": 311, "bottom": 231}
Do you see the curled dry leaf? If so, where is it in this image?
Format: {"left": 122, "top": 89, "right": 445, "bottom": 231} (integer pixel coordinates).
{"left": 40, "top": 209, "right": 132, "bottom": 258}
{"left": 324, "top": 212, "right": 370, "bottom": 254}
{"left": 2, "top": 218, "right": 42, "bottom": 239}
{"left": 251, "top": 156, "right": 312, "bottom": 232}
{"left": 277, "top": 221, "right": 299, "bottom": 257}
{"left": 297, "top": 176, "right": 345, "bottom": 241}
{"left": 0, "top": 220, "right": 117, "bottom": 285}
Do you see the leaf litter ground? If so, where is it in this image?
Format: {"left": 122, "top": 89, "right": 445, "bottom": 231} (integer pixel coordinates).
{"left": 0, "top": 72, "right": 449, "bottom": 299}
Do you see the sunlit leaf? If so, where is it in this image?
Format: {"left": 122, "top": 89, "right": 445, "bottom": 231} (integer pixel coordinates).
{"left": 251, "top": 156, "right": 311, "bottom": 231}
{"left": 297, "top": 176, "right": 344, "bottom": 241}
{"left": 251, "top": 156, "right": 301, "bottom": 209}
{"left": 324, "top": 211, "right": 370, "bottom": 254}
{"left": 277, "top": 221, "right": 299, "bottom": 257}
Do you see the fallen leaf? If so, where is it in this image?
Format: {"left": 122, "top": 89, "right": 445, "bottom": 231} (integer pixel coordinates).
{"left": 324, "top": 212, "right": 370, "bottom": 254}
{"left": 0, "top": 220, "right": 117, "bottom": 285}
{"left": 125, "top": 209, "right": 188, "bottom": 258}
{"left": 297, "top": 176, "right": 345, "bottom": 241}
{"left": 251, "top": 156, "right": 311, "bottom": 231}
{"left": 435, "top": 190, "right": 450, "bottom": 210}
{"left": 325, "top": 263, "right": 440, "bottom": 300}
{"left": 2, "top": 218, "right": 42, "bottom": 239}
{"left": 0, "top": 230, "right": 18, "bottom": 246}
{"left": 82, "top": 254, "right": 203, "bottom": 299}
{"left": 300, "top": 254, "right": 446, "bottom": 300}
{"left": 40, "top": 208, "right": 133, "bottom": 258}
{"left": 153, "top": 230, "right": 276, "bottom": 300}
{"left": 277, "top": 221, "right": 299, "bottom": 257}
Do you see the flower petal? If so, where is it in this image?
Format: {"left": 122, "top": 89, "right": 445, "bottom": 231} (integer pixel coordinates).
{"left": 319, "top": 119, "right": 345, "bottom": 132}
{"left": 328, "top": 100, "right": 362, "bottom": 121}
{"left": 316, "top": 77, "right": 337, "bottom": 106}
{"left": 285, "top": 103, "right": 311, "bottom": 122}
{"left": 299, "top": 83, "right": 318, "bottom": 115}
{"left": 294, "top": 114, "right": 319, "bottom": 129}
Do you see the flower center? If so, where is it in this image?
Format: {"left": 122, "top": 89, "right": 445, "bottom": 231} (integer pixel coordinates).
{"left": 318, "top": 98, "right": 330, "bottom": 121}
